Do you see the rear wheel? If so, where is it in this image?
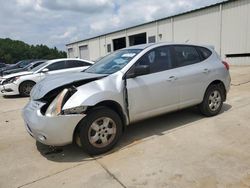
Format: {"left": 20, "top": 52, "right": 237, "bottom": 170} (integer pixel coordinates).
{"left": 199, "top": 84, "right": 224, "bottom": 116}
{"left": 19, "top": 81, "right": 35, "bottom": 97}
{"left": 78, "top": 107, "right": 123, "bottom": 155}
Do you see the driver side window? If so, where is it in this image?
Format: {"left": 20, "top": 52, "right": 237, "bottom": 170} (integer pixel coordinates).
{"left": 135, "top": 46, "right": 173, "bottom": 74}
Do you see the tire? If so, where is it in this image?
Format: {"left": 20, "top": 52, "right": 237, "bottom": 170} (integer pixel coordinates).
{"left": 78, "top": 107, "right": 123, "bottom": 155}
{"left": 19, "top": 81, "right": 36, "bottom": 97}
{"left": 199, "top": 84, "right": 224, "bottom": 117}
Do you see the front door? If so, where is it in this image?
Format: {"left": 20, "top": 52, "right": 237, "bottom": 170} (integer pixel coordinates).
{"left": 126, "top": 46, "right": 180, "bottom": 122}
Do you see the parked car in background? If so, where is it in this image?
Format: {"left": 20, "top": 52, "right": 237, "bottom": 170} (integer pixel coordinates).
{"left": 22, "top": 43, "right": 231, "bottom": 155}
{"left": 2, "top": 60, "right": 47, "bottom": 76}
{"left": 0, "top": 63, "right": 7, "bottom": 69}
{"left": 0, "top": 58, "right": 93, "bottom": 96}
{"left": 0, "top": 63, "right": 11, "bottom": 73}
{"left": 0, "top": 60, "right": 35, "bottom": 76}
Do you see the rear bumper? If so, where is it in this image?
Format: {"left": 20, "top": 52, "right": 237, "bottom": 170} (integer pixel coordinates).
{"left": 225, "top": 73, "right": 231, "bottom": 93}
{"left": 22, "top": 100, "right": 85, "bottom": 146}
{"left": 0, "top": 83, "right": 19, "bottom": 95}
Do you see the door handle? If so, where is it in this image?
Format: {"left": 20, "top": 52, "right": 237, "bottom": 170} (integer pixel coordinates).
{"left": 203, "top": 69, "right": 210, "bottom": 74}
{"left": 167, "top": 76, "right": 177, "bottom": 81}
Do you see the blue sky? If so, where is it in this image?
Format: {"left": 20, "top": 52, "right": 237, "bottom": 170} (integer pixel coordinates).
{"left": 0, "top": 0, "right": 225, "bottom": 51}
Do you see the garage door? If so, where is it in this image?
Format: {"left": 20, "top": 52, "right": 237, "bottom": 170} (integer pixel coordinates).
{"left": 68, "top": 48, "right": 74, "bottom": 58}
{"left": 79, "top": 45, "right": 89, "bottom": 60}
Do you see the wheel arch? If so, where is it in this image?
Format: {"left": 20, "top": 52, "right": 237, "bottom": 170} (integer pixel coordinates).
{"left": 18, "top": 80, "right": 36, "bottom": 94}
{"left": 88, "top": 100, "right": 128, "bottom": 126}
{"left": 205, "top": 80, "right": 227, "bottom": 101}
{"left": 72, "top": 100, "right": 128, "bottom": 146}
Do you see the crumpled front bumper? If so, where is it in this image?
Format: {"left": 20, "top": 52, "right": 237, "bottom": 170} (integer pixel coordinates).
{"left": 22, "top": 100, "right": 85, "bottom": 146}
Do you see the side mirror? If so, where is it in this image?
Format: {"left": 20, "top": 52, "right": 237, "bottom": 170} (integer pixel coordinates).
{"left": 127, "top": 65, "right": 150, "bottom": 78}
{"left": 41, "top": 68, "right": 49, "bottom": 73}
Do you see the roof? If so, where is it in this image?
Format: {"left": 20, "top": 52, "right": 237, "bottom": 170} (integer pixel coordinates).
{"left": 45, "top": 58, "right": 94, "bottom": 64}
{"left": 122, "top": 42, "right": 215, "bottom": 50}
{"left": 66, "top": 0, "right": 233, "bottom": 46}
{"left": 124, "top": 43, "right": 155, "bottom": 50}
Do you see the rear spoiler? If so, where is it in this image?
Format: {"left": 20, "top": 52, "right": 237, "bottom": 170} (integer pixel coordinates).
{"left": 204, "top": 45, "right": 215, "bottom": 50}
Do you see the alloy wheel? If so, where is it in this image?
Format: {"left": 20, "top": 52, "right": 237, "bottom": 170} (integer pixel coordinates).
{"left": 208, "top": 90, "right": 222, "bottom": 111}
{"left": 88, "top": 117, "right": 117, "bottom": 148}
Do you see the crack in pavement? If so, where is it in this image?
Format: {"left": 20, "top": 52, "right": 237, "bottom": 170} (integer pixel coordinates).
{"left": 17, "top": 156, "right": 127, "bottom": 188}
{"left": 17, "top": 162, "right": 90, "bottom": 188}
{"left": 93, "top": 157, "right": 127, "bottom": 188}
{"left": 231, "top": 80, "right": 250, "bottom": 86}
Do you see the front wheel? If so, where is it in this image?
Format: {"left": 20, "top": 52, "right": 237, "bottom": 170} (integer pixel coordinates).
{"left": 199, "top": 84, "right": 224, "bottom": 117}
{"left": 19, "top": 81, "right": 36, "bottom": 97}
{"left": 78, "top": 107, "right": 123, "bottom": 155}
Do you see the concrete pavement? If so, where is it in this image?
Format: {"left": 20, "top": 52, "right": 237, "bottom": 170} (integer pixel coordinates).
{"left": 0, "top": 66, "right": 250, "bottom": 188}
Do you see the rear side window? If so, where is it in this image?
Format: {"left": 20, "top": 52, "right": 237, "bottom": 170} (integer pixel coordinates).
{"left": 65, "top": 60, "right": 91, "bottom": 68}
{"left": 33, "top": 61, "right": 45, "bottom": 68}
{"left": 197, "top": 47, "right": 212, "bottom": 60}
{"left": 173, "top": 45, "right": 201, "bottom": 67}
{"left": 47, "top": 61, "right": 66, "bottom": 71}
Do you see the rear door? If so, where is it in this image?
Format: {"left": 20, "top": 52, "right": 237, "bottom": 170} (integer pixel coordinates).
{"left": 46, "top": 61, "right": 67, "bottom": 75}
{"left": 38, "top": 61, "right": 66, "bottom": 80}
{"left": 126, "top": 45, "right": 180, "bottom": 122}
{"left": 172, "top": 45, "right": 212, "bottom": 108}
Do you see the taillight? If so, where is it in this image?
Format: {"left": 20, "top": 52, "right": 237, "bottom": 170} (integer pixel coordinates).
{"left": 222, "top": 61, "right": 229, "bottom": 70}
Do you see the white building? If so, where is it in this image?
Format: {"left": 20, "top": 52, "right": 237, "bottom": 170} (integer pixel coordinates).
{"left": 66, "top": 0, "right": 250, "bottom": 65}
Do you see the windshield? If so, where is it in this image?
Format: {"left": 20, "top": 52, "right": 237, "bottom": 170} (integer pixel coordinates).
{"left": 23, "top": 63, "right": 34, "bottom": 70}
{"left": 85, "top": 49, "right": 142, "bottom": 74}
{"left": 31, "top": 62, "right": 48, "bottom": 72}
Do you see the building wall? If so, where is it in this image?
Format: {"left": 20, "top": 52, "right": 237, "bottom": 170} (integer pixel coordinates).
{"left": 67, "top": 0, "right": 250, "bottom": 64}
{"left": 157, "top": 19, "right": 173, "bottom": 42}
{"left": 173, "top": 6, "right": 221, "bottom": 53}
{"left": 221, "top": 0, "right": 250, "bottom": 64}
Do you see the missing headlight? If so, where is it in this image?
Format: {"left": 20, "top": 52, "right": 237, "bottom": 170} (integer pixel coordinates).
{"left": 41, "top": 86, "right": 77, "bottom": 116}
{"left": 62, "top": 106, "right": 88, "bottom": 115}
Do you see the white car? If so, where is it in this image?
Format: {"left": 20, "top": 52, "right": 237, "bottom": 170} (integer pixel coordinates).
{"left": 0, "top": 58, "right": 93, "bottom": 96}
{"left": 22, "top": 43, "right": 231, "bottom": 155}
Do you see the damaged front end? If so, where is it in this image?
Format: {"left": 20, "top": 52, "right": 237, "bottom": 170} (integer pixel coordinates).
{"left": 22, "top": 75, "right": 106, "bottom": 146}
{"left": 36, "top": 75, "right": 107, "bottom": 117}
{"left": 41, "top": 87, "right": 89, "bottom": 117}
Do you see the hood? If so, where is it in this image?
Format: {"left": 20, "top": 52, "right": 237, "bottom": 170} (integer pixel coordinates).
{"left": 1, "top": 71, "right": 33, "bottom": 79}
{"left": 3, "top": 68, "right": 23, "bottom": 74}
{"left": 31, "top": 72, "right": 106, "bottom": 100}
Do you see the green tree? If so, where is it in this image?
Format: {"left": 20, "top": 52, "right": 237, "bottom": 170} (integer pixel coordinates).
{"left": 0, "top": 38, "right": 67, "bottom": 64}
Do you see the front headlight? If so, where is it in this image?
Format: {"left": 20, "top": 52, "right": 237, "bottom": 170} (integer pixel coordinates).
{"left": 2, "top": 76, "right": 20, "bottom": 84}
{"left": 62, "top": 106, "right": 87, "bottom": 115}
{"left": 45, "top": 88, "right": 69, "bottom": 117}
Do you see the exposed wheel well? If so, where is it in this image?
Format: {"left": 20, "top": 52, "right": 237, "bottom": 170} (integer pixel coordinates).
{"left": 88, "top": 100, "right": 128, "bottom": 126}
{"left": 206, "top": 80, "right": 226, "bottom": 101}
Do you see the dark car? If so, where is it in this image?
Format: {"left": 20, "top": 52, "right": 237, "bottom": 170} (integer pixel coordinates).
{"left": 0, "top": 63, "right": 7, "bottom": 69}
{"left": 0, "top": 63, "right": 11, "bottom": 75}
{"left": 0, "top": 60, "right": 36, "bottom": 76}
{"left": 2, "top": 60, "right": 47, "bottom": 76}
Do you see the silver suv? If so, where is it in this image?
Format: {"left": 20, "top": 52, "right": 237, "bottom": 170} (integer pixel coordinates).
{"left": 22, "top": 43, "right": 231, "bottom": 155}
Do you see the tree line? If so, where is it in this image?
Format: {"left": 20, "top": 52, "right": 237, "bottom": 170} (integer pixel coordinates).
{"left": 0, "top": 38, "right": 67, "bottom": 64}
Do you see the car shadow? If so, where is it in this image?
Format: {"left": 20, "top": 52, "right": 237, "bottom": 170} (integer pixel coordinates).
{"left": 3, "top": 95, "right": 27, "bottom": 99}
{"left": 36, "top": 103, "right": 232, "bottom": 162}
